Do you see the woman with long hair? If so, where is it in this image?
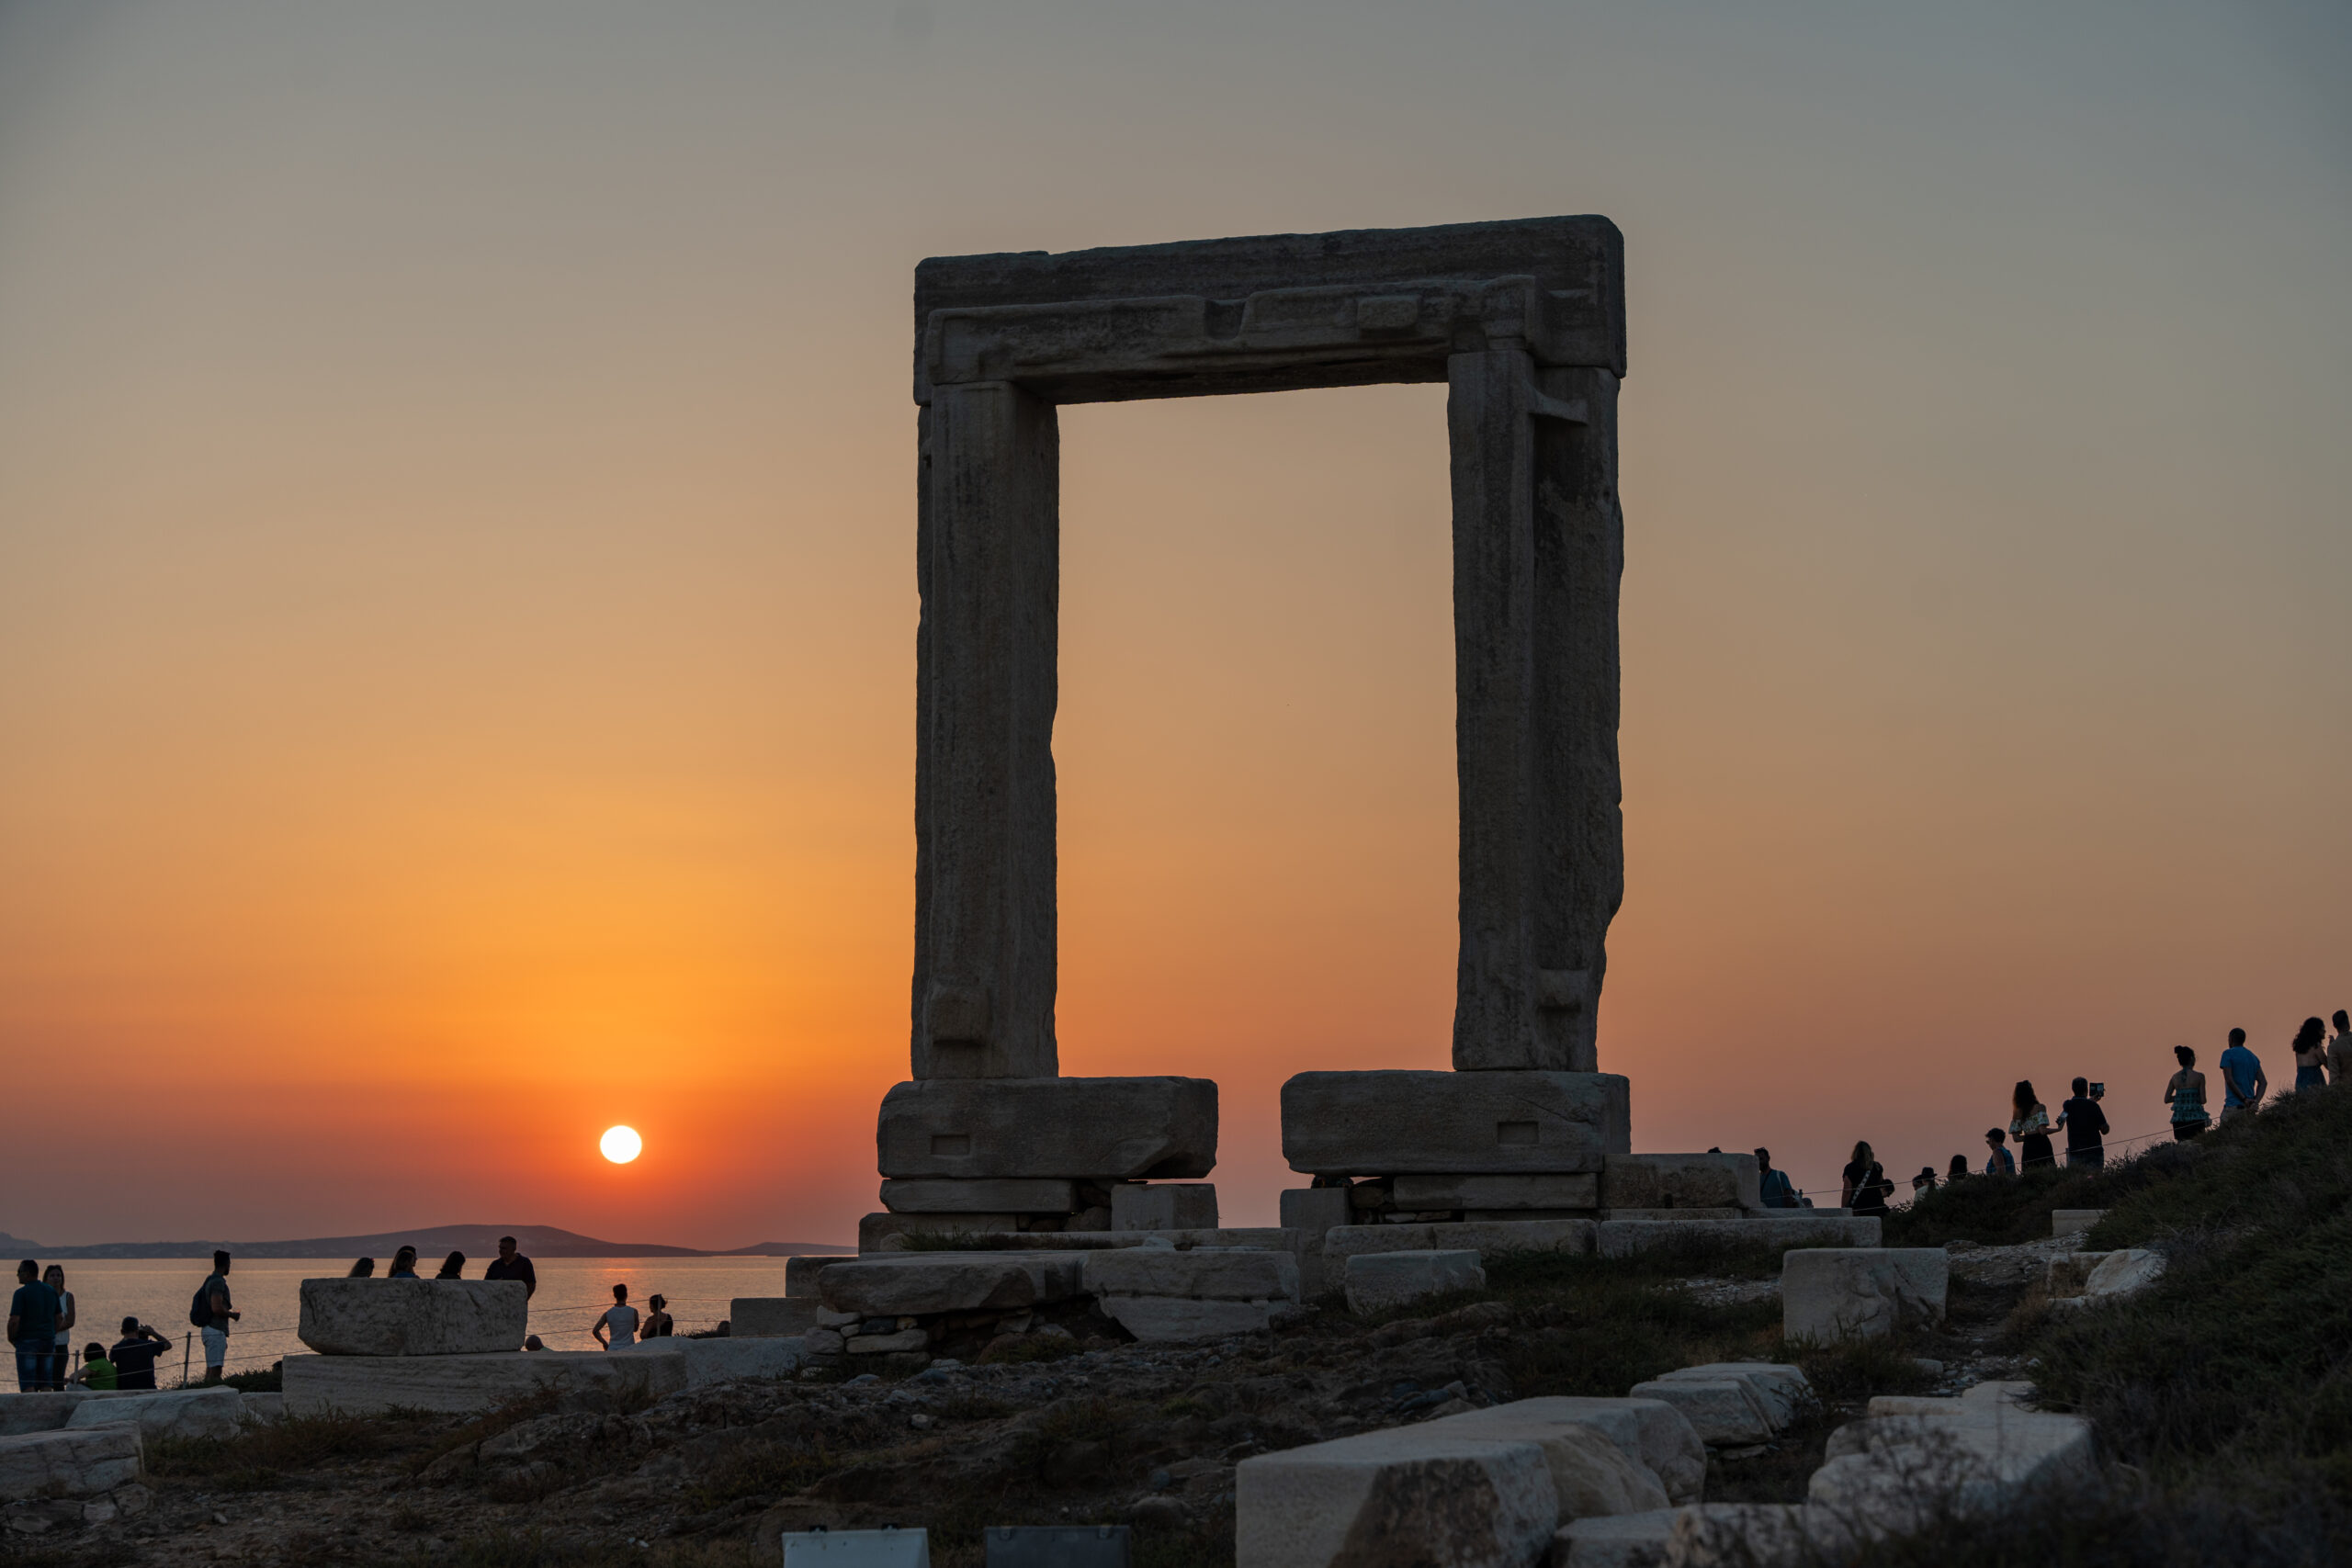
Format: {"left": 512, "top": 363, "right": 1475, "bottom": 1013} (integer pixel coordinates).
{"left": 2165, "top": 1045, "right": 2210, "bottom": 1140}
{"left": 2011, "top": 1082, "right": 2055, "bottom": 1170}
{"left": 435, "top": 1251, "right": 466, "bottom": 1280}
{"left": 1840, "top": 1141, "right": 1875, "bottom": 1210}
{"left": 347, "top": 1258, "right": 375, "bottom": 1278}
{"left": 2291, "top": 1018, "right": 2329, "bottom": 1094}
{"left": 642, "top": 1293, "right": 673, "bottom": 1338}
{"left": 388, "top": 1247, "right": 420, "bottom": 1279}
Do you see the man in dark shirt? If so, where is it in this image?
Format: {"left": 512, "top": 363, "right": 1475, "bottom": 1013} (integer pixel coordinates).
{"left": 7, "top": 1259, "right": 59, "bottom": 1392}
{"left": 2056, "top": 1077, "right": 2110, "bottom": 1169}
{"left": 110, "top": 1317, "right": 173, "bottom": 1391}
{"left": 482, "top": 1236, "right": 537, "bottom": 1299}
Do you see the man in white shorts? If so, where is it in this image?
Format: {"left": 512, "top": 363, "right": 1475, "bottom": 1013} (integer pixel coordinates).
{"left": 198, "top": 1251, "right": 239, "bottom": 1383}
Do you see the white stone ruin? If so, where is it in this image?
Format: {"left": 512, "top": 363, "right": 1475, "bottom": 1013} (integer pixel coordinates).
{"left": 875, "top": 215, "right": 1641, "bottom": 1239}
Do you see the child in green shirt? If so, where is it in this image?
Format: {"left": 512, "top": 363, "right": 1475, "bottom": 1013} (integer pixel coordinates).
{"left": 68, "top": 1344, "right": 116, "bottom": 1391}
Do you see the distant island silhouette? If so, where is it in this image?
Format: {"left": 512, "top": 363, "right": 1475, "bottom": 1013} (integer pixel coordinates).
{"left": 0, "top": 1223, "right": 854, "bottom": 1260}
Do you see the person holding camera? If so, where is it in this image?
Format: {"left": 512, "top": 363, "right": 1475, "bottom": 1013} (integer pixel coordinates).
{"left": 2056, "top": 1077, "right": 2109, "bottom": 1169}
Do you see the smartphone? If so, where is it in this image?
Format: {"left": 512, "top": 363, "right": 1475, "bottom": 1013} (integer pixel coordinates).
{"left": 2090, "top": 1082, "right": 2105, "bottom": 1100}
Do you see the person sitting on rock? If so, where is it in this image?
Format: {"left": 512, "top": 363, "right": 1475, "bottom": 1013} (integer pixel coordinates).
{"left": 387, "top": 1247, "right": 420, "bottom": 1278}
{"left": 347, "top": 1258, "right": 375, "bottom": 1278}
{"left": 66, "top": 1342, "right": 115, "bottom": 1390}
{"left": 1755, "top": 1148, "right": 1799, "bottom": 1209}
{"left": 1983, "top": 1128, "right": 2017, "bottom": 1176}
{"left": 641, "top": 1293, "right": 674, "bottom": 1338}
{"left": 435, "top": 1251, "right": 466, "bottom": 1280}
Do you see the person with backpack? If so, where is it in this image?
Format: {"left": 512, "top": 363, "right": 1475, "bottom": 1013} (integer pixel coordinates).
{"left": 1754, "top": 1149, "right": 1800, "bottom": 1209}
{"left": 192, "top": 1250, "right": 238, "bottom": 1383}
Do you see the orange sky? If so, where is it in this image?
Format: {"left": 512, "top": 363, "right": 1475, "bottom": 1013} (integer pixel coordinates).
{"left": 2, "top": 2, "right": 2347, "bottom": 1247}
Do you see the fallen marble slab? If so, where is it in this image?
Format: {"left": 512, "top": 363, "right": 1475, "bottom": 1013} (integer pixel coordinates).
{"left": 1327, "top": 1218, "right": 1596, "bottom": 1261}
{"left": 1081, "top": 1246, "right": 1298, "bottom": 1303}
{"left": 1781, "top": 1248, "right": 1947, "bottom": 1344}
{"left": 0, "top": 1426, "right": 144, "bottom": 1502}
{"left": 1625, "top": 1379, "right": 1772, "bottom": 1448}
{"left": 1100, "top": 1297, "right": 1296, "bottom": 1342}
{"left": 1552, "top": 1506, "right": 1677, "bottom": 1568}
{"left": 820, "top": 1251, "right": 1091, "bottom": 1316}
{"left": 1653, "top": 1364, "right": 1813, "bottom": 1430}
{"left": 63, "top": 1386, "right": 243, "bottom": 1442}
{"left": 297, "top": 1277, "right": 528, "bottom": 1356}
{"left": 1343, "top": 1249, "right": 1485, "bottom": 1314}
{"left": 1448, "top": 1397, "right": 1704, "bottom": 1507}
{"left": 282, "top": 1348, "right": 687, "bottom": 1416}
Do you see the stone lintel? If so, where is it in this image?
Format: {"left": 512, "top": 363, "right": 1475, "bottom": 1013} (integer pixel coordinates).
{"left": 915, "top": 216, "right": 1624, "bottom": 405}
{"left": 877, "top": 1077, "right": 1217, "bottom": 1179}
{"left": 1281, "top": 1070, "right": 1628, "bottom": 1176}
{"left": 879, "top": 1178, "right": 1078, "bottom": 1213}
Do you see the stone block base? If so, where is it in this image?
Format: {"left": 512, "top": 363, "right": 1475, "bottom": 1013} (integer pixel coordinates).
{"left": 297, "top": 1277, "right": 529, "bottom": 1356}
{"left": 730, "top": 1297, "right": 822, "bottom": 1337}
{"left": 1102, "top": 1296, "right": 1294, "bottom": 1342}
{"left": 282, "top": 1349, "right": 686, "bottom": 1416}
{"left": 819, "top": 1251, "right": 1091, "bottom": 1316}
{"left": 1109, "top": 1182, "right": 1218, "bottom": 1231}
{"left": 876, "top": 1077, "right": 1216, "bottom": 1179}
{"left": 1781, "top": 1249, "right": 1948, "bottom": 1344}
{"left": 786, "top": 1256, "right": 855, "bottom": 1296}
{"left": 881, "top": 1178, "right": 1079, "bottom": 1213}
{"left": 1343, "top": 1249, "right": 1485, "bottom": 1314}
{"left": 1081, "top": 1247, "right": 1297, "bottom": 1303}
{"left": 1282, "top": 1070, "right": 1629, "bottom": 1176}
{"left": 61, "top": 1387, "right": 242, "bottom": 1442}
{"left": 1625, "top": 1379, "right": 1772, "bottom": 1447}
{"left": 1600, "top": 1153, "right": 1761, "bottom": 1213}
{"left": 1326, "top": 1218, "right": 1596, "bottom": 1261}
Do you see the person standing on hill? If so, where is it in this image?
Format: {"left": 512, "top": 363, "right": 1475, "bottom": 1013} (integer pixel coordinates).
{"left": 2166, "top": 1045, "right": 2211, "bottom": 1140}
{"left": 2010, "top": 1083, "right": 2055, "bottom": 1170}
{"left": 198, "top": 1251, "right": 238, "bottom": 1384}
{"left": 2290, "top": 1018, "right": 2328, "bottom": 1093}
{"left": 483, "top": 1236, "right": 537, "bottom": 1299}
{"left": 2328, "top": 1011, "right": 2352, "bottom": 1086}
{"left": 2056, "top": 1077, "right": 2109, "bottom": 1169}
{"left": 7, "top": 1260, "right": 58, "bottom": 1393}
{"left": 2218, "top": 1029, "right": 2267, "bottom": 1121}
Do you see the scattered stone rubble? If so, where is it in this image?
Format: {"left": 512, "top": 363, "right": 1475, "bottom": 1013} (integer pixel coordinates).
{"left": 2045, "top": 1247, "right": 2165, "bottom": 1309}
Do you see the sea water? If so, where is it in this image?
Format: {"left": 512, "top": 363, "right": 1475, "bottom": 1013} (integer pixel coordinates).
{"left": 36, "top": 1256, "right": 800, "bottom": 1380}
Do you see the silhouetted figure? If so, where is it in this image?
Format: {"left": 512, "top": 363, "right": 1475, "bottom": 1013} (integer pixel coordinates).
{"left": 8, "top": 1260, "right": 57, "bottom": 1393}
{"left": 435, "top": 1251, "right": 466, "bottom": 1280}
{"left": 1851, "top": 1162, "right": 1892, "bottom": 1216}
{"left": 387, "top": 1247, "right": 419, "bottom": 1279}
{"left": 2329, "top": 1011, "right": 2352, "bottom": 1086}
{"left": 198, "top": 1250, "right": 237, "bottom": 1384}
{"left": 1839, "top": 1141, "right": 1876, "bottom": 1209}
{"left": 483, "top": 1236, "right": 537, "bottom": 1300}
{"left": 42, "top": 1266, "right": 74, "bottom": 1392}
{"left": 2057, "top": 1077, "right": 2109, "bottom": 1169}
{"left": 642, "top": 1293, "right": 673, "bottom": 1338}
{"left": 67, "top": 1341, "right": 114, "bottom": 1390}
{"left": 523, "top": 1334, "right": 546, "bottom": 1352}
{"left": 1911, "top": 1166, "right": 1939, "bottom": 1198}
{"left": 2291, "top": 1018, "right": 2328, "bottom": 1093}
{"left": 109, "top": 1318, "right": 170, "bottom": 1391}
{"left": 1983, "top": 1128, "right": 2016, "bottom": 1176}
{"left": 1755, "top": 1148, "right": 1799, "bottom": 1209}
{"left": 347, "top": 1258, "right": 375, "bottom": 1278}
{"left": 593, "top": 1283, "right": 639, "bottom": 1350}
{"left": 2010, "top": 1082, "right": 2054, "bottom": 1170}
{"left": 2218, "top": 1027, "right": 2267, "bottom": 1120}
{"left": 2166, "top": 1044, "right": 2210, "bottom": 1140}
{"left": 1947, "top": 1155, "right": 1969, "bottom": 1183}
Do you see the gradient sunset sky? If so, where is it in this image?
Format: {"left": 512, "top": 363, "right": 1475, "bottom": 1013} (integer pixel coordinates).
{"left": 2, "top": 1, "right": 2346, "bottom": 1248}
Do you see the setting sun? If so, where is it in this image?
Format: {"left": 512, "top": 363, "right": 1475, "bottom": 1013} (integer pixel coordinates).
{"left": 599, "top": 1125, "right": 642, "bottom": 1165}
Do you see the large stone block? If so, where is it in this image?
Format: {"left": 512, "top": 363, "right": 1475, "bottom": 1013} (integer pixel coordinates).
{"left": 786, "top": 1256, "right": 855, "bottom": 1297}
{"left": 1462, "top": 1398, "right": 1702, "bottom": 1507}
{"left": 1624, "top": 1380, "right": 1771, "bottom": 1447}
{"left": 1236, "top": 1427, "right": 1559, "bottom": 1568}
{"left": 0, "top": 1392, "right": 96, "bottom": 1437}
{"left": 1327, "top": 1219, "right": 1596, "bottom": 1260}
{"left": 882, "top": 1179, "right": 1078, "bottom": 1213}
{"left": 1596, "top": 1216, "right": 1878, "bottom": 1258}
{"left": 1344, "top": 1250, "right": 1486, "bottom": 1314}
{"left": 1394, "top": 1173, "right": 1600, "bottom": 1211}
{"left": 820, "top": 1252, "right": 1090, "bottom": 1316}
{"left": 1280, "top": 1187, "right": 1352, "bottom": 1240}
{"left": 1805, "top": 1402, "right": 2096, "bottom": 1538}
{"left": 733, "top": 1298, "right": 823, "bottom": 1337}
{"left": 614, "top": 1337, "right": 806, "bottom": 1385}
{"left": 1654, "top": 1364, "right": 1812, "bottom": 1430}
{"left": 1081, "top": 1247, "right": 1297, "bottom": 1303}
{"left": 1102, "top": 1297, "right": 1291, "bottom": 1342}
{"left": 296, "top": 1278, "right": 528, "bottom": 1356}
{"left": 282, "top": 1349, "right": 686, "bottom": 1416}
{"left": 63, "top": 1387, "right": 242, "bottom": 1443}
{"left": 1110, "top": 1183, "right": 1218, "bottom": 1232}
{"left": 1661, "top": 1504, "right": 1816, "bottom": 1568}
{"left": 0, "top": 1427, "right": 143, "bottom": 1502}
{"left": 859, "top": 1212, "right": 1023, "bottom": 1251}
{"left": 1422, "top": 1402, "right": 1671, "bottom": 1517}
{"left": 1552, "top": 1508, "right": 1676, "bottom": 1568}
{"left": 1781, "top": 1249, "right": 1948, "bottom": 1345}
{"left": 1600, "top": 1154, "right": 1759, "bottom": 1213}
{"left": 877, "top": 1077, "right": 1216, "bottom": 1179}
{"left": 1282, "top": 1071, "right": 1629, "bottom": 1175}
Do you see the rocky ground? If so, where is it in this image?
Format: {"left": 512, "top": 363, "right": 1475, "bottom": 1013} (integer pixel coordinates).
{"left": 7, "top": 1234, "right": 2063, "bottom": 1568}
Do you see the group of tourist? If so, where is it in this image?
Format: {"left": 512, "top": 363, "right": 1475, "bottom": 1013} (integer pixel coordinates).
{"left": 7, "top": 1258, "right": 186, "bottom": 1393}
{"left": 345, "top": 1242, "right": 675, "bottom": 1351}
{"left": 1781, "top": 1014, "right": 2352, "bottom": 1213}
{"left": 344, "top": 1235, "right": 540, "bottom": 1298}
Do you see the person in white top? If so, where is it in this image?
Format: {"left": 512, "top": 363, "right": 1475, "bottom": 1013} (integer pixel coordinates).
{"left": 592, "top": 1282, "right": 639, "bottom": 1350}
